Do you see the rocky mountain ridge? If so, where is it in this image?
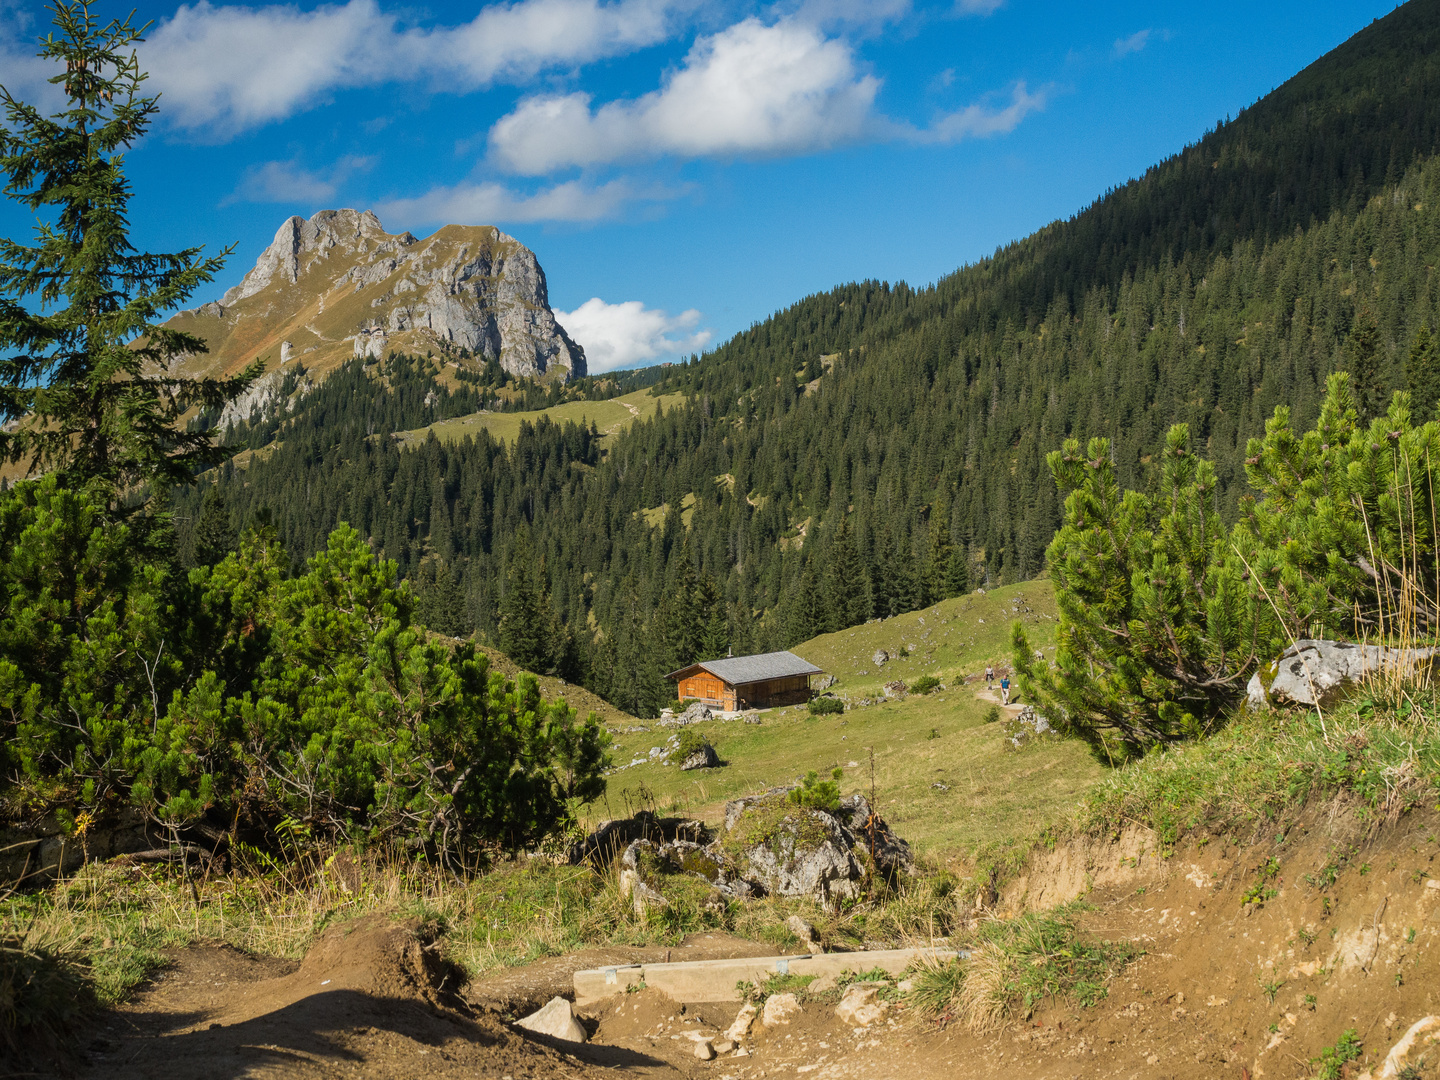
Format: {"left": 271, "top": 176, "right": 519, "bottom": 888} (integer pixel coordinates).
{"left": 168, "top": 209, "right": 585, "bottom": 410}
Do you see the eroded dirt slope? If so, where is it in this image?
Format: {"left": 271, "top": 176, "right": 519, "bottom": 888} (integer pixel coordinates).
{"left": 51, "top": 803, "right": 1440, "bottom": 1080}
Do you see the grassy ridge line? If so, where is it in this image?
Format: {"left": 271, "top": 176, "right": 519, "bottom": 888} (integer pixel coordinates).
{"left": 401, "top": 388, "right": 688, "bottom": 446}
{"left": 599, "top": 582, "right": 1107, "bottom": 856}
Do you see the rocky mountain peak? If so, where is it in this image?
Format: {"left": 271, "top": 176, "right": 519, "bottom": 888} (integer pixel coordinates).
{"left": 171, "top": 208, "right": 585, "bottom": 385}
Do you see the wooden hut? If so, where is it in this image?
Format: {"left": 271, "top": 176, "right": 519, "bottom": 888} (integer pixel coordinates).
{"left": 666, "top": 651, "right": 823, "bottom": 711}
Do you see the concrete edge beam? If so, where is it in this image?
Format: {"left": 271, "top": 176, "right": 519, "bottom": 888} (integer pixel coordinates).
{"left": 573, "top": 947, "right": 958, "bottom": 1005}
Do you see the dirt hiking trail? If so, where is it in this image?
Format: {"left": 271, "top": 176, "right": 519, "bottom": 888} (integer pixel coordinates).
{"left": 35, "top": 804, "right": 1440, "bottom": 1079}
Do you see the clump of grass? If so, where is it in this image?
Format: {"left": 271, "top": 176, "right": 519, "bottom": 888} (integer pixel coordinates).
{"left": 0, "top": 927, "right": 94, "bottom": 1058}
{"left": 910, "top": 903, "right": 1137, "bottom": 1032}
{"left": 1070, "top": 687, "right": 1440, "bottom": 849}
{"left": 909, "top": 676, "right": 942, "bottom": 695}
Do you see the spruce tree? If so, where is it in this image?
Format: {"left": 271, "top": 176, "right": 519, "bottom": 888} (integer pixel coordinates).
{"left": 826, "top": 518, "right": 872, "bottom": 629}
{"left": 922, "top": 519, "right": 957, "bottom": 606}
{"left": 697, "top": 574, "right": 729, "bottom": 659}
{"left": 0, "top": 3, "right": 257, "bottom": 496}
{"left": 498, "top": 529, "right": 547, "bottom": 671}
{"left": 1408, "top": 324, "right": 1440, "bottom": 424}
{"left": 192, "top": 483, "right": 236, "bottom": 567}
{"left": 1344, "top": 307, "right": 1383, "bottom": 419}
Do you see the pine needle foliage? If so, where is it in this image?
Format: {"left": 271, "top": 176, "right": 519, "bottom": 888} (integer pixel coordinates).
{"left": 0, "top": 2, "right": 256, "bottom": 494}
{"left": 1013, "top": 426, "right": 1268, "bottom": 762}
{"left": 1018, "top": 372, "right": 1440, "bottom": 762}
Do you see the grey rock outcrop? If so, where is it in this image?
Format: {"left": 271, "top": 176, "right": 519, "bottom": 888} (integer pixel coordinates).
{"left": 217, "top": 366, "right": 312, "bottom": 430}
{"left": 680, "top": 743, "right": 720, "bottom": 770}
{"left": 188, "top": 209, "right": 585, "bottom": 383}
{"left": 566, "top": 811, "right": 705, "bottom": 867}
{"left": 354, "top": 326, "right": 388, "bottom": 360}
{"left": 1247, "top": 639, "right": 1439, "bottom": 708}
{"left": 574, "top": 791, "right": 912, "bottom": 910}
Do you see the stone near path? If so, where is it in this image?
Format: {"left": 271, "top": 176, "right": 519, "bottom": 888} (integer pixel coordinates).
{"left": 786, "top": 914, "right": 820, "bottom": 953}
{"left": 835, "top": 984, "right": 889, "bottom": 1028}
{"left": 515, "top": 996, "right": 587, "bottom": 1043}
{"left": 761, "top": 993, "right": 802, "bottom": 1027}
{"left": 724, "top": 1001, "right": 758, "bottom": 1041}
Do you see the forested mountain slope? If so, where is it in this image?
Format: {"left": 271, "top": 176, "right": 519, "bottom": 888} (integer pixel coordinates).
{"left": 178, "top": 0, "right": 1440, "bottom": 716}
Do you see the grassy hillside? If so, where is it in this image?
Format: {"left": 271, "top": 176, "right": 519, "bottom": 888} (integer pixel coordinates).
{"left": 595, "top": 581, "right": 1105, "bottom": 858}
{"left": 402, "top": 388, "right": 688, "bottom": 447}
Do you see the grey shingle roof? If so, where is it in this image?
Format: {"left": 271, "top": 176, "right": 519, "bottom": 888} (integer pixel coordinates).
{"left": 667, "top": 650, "right": 823, "bottom": 685}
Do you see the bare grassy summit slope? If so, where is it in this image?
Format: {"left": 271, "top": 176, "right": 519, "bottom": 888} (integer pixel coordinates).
{"left": 166, "top": 209, "right": 585, "bottom": 417}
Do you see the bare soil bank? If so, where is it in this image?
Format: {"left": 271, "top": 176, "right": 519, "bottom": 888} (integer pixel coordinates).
{"left": 28, "top": 800, "right": 1440, "bottom": 1080}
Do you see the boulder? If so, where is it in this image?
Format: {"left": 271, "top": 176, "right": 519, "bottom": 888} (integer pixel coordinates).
{"left": 724, "top": 1002, "right": 758, "bottom": 1042}
{"left": 872, "top": 649, "right": 889, "bottom": 666}
{"left": 736, "top": 807, "right": 867, "bottom": 907}
{"left": 882, "top": 680, "right": 907, "bottom": 697}
{"left": 693, "top": 1039, "right": 716, "bottom": 1060}
{"left": 832, "top": 793, "right": 915, "bottom": 878}
{"left": 586, "top": 789, "right": 914, "bottom": 911}
{"left": 835, "top": 984, "right": 888, "bottom": 1028}
{"left": 761, "top": 993, "right": 802, "bottom": 1027}
{"left": 1248, "top": 639, "right": 1439, "bottom": 708}
{"left": 516, "top": 996, "right": 587, "bottom": 1042}
{"left": 786, "top": 914, "right": 820, "bottom": 953}
{"left": 814, "top": 674, "right": 837, "bottom": 691}
{"left": 680, "top": 743, "right": 720, "bottom": 770}
{"left": 660, "top": 701, "right": 715, "bottom": 727}
{"left": 566, "top": 812, "right": 706, "bottom": 867}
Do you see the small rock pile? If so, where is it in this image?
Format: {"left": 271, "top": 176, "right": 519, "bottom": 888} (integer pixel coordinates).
{"left": 1002, "top": 705, "right": 1055, "bottom": 751}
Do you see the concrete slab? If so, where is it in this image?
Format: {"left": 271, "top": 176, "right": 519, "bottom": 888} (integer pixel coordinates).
{"left": 573, "top": 947, "right": 959, "bottom": 1005}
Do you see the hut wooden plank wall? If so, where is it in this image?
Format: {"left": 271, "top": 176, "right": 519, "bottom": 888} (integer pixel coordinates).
{"left": 666, "top": 651, "right": 823, "bottom": 711}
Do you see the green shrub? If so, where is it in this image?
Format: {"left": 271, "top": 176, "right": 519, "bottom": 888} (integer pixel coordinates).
{"left": 983, "top": 705, "right": 1002, "bottom": 724}
{"left": 910, "top": 676, "right": 941, "bottom": 695}
{"left": 808, "top": 696, "right": 845, "bottom": 715}
{"left": 675, "top": 729, "right": 713, "bottom": 759}
{"left": 0, "top": 490, "right": 612, "bottom": 864}
{"left": 788, "top": 768, "right": 843, "bottom": 811}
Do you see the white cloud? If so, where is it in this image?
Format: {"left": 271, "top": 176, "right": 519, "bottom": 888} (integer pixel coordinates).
{"left": 555, "top": 298, "right": 710, "bottom": 372}
{"left": 224, "top": 154, "right": 375, "bottom": 204}
{"left": 488, "top": 18, "right": 879, "bottom": 173}
{"left": 1113, "top": 28, "right": 1151, "bottom": 58}
{"left": 375, "top": 177, "right": 662, "bottom": 226}
{"left": 914, "top": 81, "right": 1046, "bottom": 142}
{"left": 136, "top": 0, "right": 683, "bottom": 136}
{"left": 0, "top": 4, "right": 65, "bottom": 111}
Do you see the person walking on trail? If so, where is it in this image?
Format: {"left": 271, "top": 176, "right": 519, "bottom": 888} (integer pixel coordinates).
{"left": 1000, "top": 674, "right": 1011, "bottom": 705}
{"left": 984, "top": 665, "right": 995, "bottom": 689}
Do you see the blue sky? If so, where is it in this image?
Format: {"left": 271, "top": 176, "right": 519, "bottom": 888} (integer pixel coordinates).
{"left": 0, "top": 0, "right": 1403, "bottom": 371}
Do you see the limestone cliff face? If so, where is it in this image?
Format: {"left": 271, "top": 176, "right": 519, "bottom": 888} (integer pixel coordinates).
{"left": 170, "top": 209, "right": 585, "bottom": 383}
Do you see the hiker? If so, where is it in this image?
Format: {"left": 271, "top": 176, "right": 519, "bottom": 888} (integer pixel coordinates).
{"left": 984, "top": 665, "right": 994, "bottom": 689}
{"left": 1000, "top": 674, "right": 1011, "bottom": 705}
